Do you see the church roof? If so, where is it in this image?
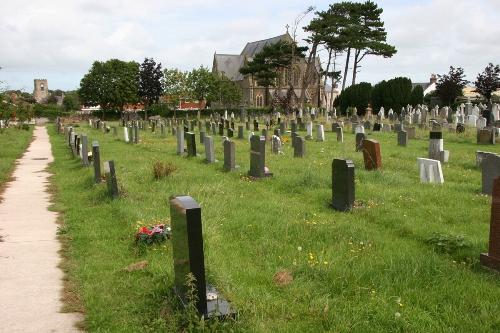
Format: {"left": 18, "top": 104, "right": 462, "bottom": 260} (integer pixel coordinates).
{"left": 241, "top": 33, "right": 292, "bottom": 58}
{"left": 213, "top": 54, "right": 245, "bottom": 81}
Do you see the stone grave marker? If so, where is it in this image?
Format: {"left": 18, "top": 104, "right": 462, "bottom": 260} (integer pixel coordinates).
{"left": 92, "top": 141, "right": 101, "bottom": 184}
{"left": 306, "top": 122, "right": 313, "bottom": 139}
{"left": 134, "top": 125, "right": 139, "bottom": 144}
{"left": 81, "top": 135, "right": 89, "bottom": 167}
{"left": 398, "top": 130, "right": 408, "bottom": 147}
{"left": 123, "top": 127, "right": 130, "bottom": 142}
{"left": 294, "top": 136, "right": 305, "bottom": 158}
{"left": 249, "top": 135, "right": 272, "bottom": 178}
{"left": 218, "top": 123, "right": 224, "bottom": 136}
{"left": 200, "top": 131, "right": 206, "bottom": 144}
{"left": 316, "top": 124, "right": 325, "bottom": 142}
{"left": 271, "top": 135, "right": 282, "bottom": 155}
{"left": 477, "top": 128, "right": 495, "bottom": 145}
{"left": 223, "top": 140, "right": 238, "bottom": 172}
{"left": 362, "top": 139, "right": 382, "bottom": 170}
{"left": 332, "top": 159, "right": 355, "bottom": 212}
{"left": 176, "top": 127, "right": 185, "bottom": 155}
{"left": 373, "top": 123, "right": 381, "bottom": 132}
{"left": 407, "top": 127, "right": 416, "bottom": 139}
{"left": 186, "top": 132, "right": 197, "bottom": 157}
{"left": 335, "top": 127, "right": 344, "bottom": 142}
{"left": 480, "top": 176, "right": 500, "bottom": 271}
{"left": 482, "top": 153, "right": 500, "bottom": 195}
{"left": 204, "top": 136, "right": 216, "bottom": 163}
{"left": 417, "top": 158, "right": 444, "bottom": 184}
{"left": 170, "top": 196, "right": 235, "bottom": 318}
{"left": 103, "top": 160, "right": 119, "bottom": 199}
{"left": 355, "top": 133, "right": 366, "bottom": 152}
{"left": 238, "top": 126, "right": 244, "bottom": 139}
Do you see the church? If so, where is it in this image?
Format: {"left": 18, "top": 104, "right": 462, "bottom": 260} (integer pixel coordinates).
{"left": 212, "top": 32, "right": 328, "bottom": 109}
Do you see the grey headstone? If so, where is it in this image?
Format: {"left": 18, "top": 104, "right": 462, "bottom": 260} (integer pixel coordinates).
{"left": 92, "top": 141, "right": 101, "bottom": 184}
{"left": 103, "top": 160, "right": 119, "bottom": 199}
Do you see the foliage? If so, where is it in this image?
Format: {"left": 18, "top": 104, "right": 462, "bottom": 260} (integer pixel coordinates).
{"left": 63, "top": 91, "right": 80, "bottom": 112}
{"left": 33, "top": 104, "right": 68, "bottom": 120}
{"left": 474, "top": 63, "right": 500, "bottom": 100}
{"left": 164, "top": 68, "right": 189, "bottom": 108}
{"left": 186, "top": 66, "right": 216, "bottom": 102}
{"left": 139, "top": 58, "right": 164, "bottom": 110}
{"left": 0, "top": 126, "right": 33, "bottom": 189}
{"left": 152, "top": 161, "right": 176, "bottom": 179}
{"left": 410, "top": 85, "right": 424, "bottom": 106}
{"left": 210, "top": 74, "right": 242, "bottom": 108}
{"left": 436, "top": 66, "right": 468, "bottom": 106}
{"left": 425, "top": 233, "right": 471, "bottom": 255}
{"left": 334, "top": 82, "right": 372, "bottom": 114}
{"left": 371, "top": 77, "right": 412, "bottom": 113}
{"left": 79, "top": 59, "right": 140, "bottom": 110}
{"left": 135, "top": 224, "right": 171, "bottom": 245}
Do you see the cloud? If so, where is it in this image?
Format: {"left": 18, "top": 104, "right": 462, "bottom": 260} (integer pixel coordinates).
{"left": 0, "top": 0, "right": 498, "bottom": 91}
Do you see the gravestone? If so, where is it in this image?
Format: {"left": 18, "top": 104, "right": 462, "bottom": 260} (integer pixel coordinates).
{"left": 211, "top": 123, "right": 217, "bottom": 136}
{"left": 482, "top": 153, "right": 500, "bottom": 195}
{"left": 480, "top": 177, "right": 500, "bottom": 271}
{"left": 407, "top": 127, "right": 416, "bottom": 139}
{"left": 227, "top": 128, "right": 234, "bottom": 138}
{"left": 316, "top": 124, "right": 325, "bottom": 142}
{"left": 398, "top": 130, "right": 408, "bottom": 147}
{"left": 249, "top": 135, "right": 272, "bottom": 178}
{"left": 134, "top": 125, "right": 139, "bottom": 144}
{"left": 200, "top": 131, "right": 206, "bottom": 144}
{"left": 335, "top": 127, "right": 344, "bottom": 142}
{"left": 204, "top": 136, "right": 215, "bottom": 163}
{"left": 332, "top": 159, "right": 355, "bottom": 212}
{"left": 271, "top": 135, "right": 282, "bottom": 155}
{"left": 274, "top": 128, "right": 281, "bottom": 138}
{"left": 294, "top": 136, "right": 305, "bottom": 158}
{"left": 218, "top": 123, "right": 224, "bottom": 136}
{"left": 92, "top": 141, "right": 101, "bottom": 184}
{"left": 428, "top": 131, "right": 444, "bottom": 160}
{"left": 81, "top": 135, "right": 89, "bottom": 167}
{"left": 238, "top": 126, "right": 244, "bottom": 139}
{"left": 112, "top": 126, "right": 117, "bottom": 136}
{"left": 478, "top": 128, "right": 496, "bottom": 145}
{"left": 128, "top": 126, "right": 134, "bottom": 145}
{"left": 417, "top": 158, "right": 444, "bottom": 184}
{"left": 253, "top": 120, "right": 259, "bottom": 131}
{"left": 306, "top": 122, "right": 313, "bottom": 139}
{"left": 373, "top": 123, "right": 381, "bottom": 132}
{"left": 123, "top": 127, "right": 130, "bottom": 142}
{"left": 394, "top": 123, "right": 403, "bottom": 132}
{"left": 186, "top": 132, "right": 197, "bottom": 157}
{"left": 355, "top": 133, "right": 366, "bottom": 152}
{"left": 103, "top": 160, "right": 119, "bottom": 199}
{"left": 362, "top": 139, "right": 382, "bottom": 170}
{"left": 355, "top": 125, "right": 365, "bottom": 134}
{"left": 169, "top": 196, "right": 234, "bottom": 318}
{"left": 176, "top": 127, "right": 185, "bottom": 155}
{"left": 223, "top": 140, "right": 237, "bottom": 172}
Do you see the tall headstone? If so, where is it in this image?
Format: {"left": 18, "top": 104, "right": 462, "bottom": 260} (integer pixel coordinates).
{"left": 429, "top": 131, "right": 444, "bottom": 160}
{"left": 223, "top": 140, "right": 237, "bottom": 172}
{"left": 480, "top": 177, "right": 500, "bottom": 271}
{"left": 249, "top": 135, "right": 272, "bottom": 178}
{"left": 169, "top": 196, "right": 234, "bottom": 318}
{"left": 200, "top": 131, "right": 206, "bottom": 144}
{"left": 92, "top": 141, "right": 101, "bottom": 184}
{"left": 362, "top": 139, "right": 382, "bottom": 170}
{"left": 134, "top": 125, "right": 139, "bottom": 144}
{"left": 186, "top": 132, "right": 197, "bottom": 157}
{"left": 176, "top": 127, "right": 185, "bottom": 155}
{"left": 81, "top": 135, "right": 89, "bottom": 167}
{"left": 355, "top": 133, "right": 366, "bottom": 152}
{"left": 316, "top": 124, "right": 325, "bottom": 142}
{"left": 238, "top": 126, "right": 244, "bottom": 139}
{"left": 103, "top": 160, "right": 119, "bottom": 199}
{"left": 332, "top": 159, "right": 355, "bottom": 212}
{"left": 204, "top": 136, "right": 215, "bottom": 163}
{"left": 335, "top": 127, "right": 344, "bottom": 142}
{"left": 407, "top": 127, "right": 416, "bottom": 139}
{"left": 306, "top": 122, "right": 313, "bottom": 140}
{"left": 294, "top": 136, "right": 305, "bottom": 158}
{"left": 398, "top": 130, "right": 408, "bottom": 147}
{"left": 482, "top": 153, "right": 500, "bottom": 195}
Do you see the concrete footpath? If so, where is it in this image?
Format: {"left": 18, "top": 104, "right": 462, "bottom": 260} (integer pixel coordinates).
{"left": 0, "top": 126, "right": 82, "bottom": 332}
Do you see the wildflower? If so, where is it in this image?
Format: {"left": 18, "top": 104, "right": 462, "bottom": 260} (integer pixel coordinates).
{"left": 297, "top": 246, "right": 302, "bottom": 251}
{"left": 395, "top": 312, "right": 401, "bottom": 319}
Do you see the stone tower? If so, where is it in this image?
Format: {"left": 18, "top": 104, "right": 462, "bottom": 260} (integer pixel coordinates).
{"left": 33, "top": 79, "right": 48, "bottom": 103}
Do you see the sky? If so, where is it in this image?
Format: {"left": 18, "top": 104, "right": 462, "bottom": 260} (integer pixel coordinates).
{"left": 0, "top": 0, "right": 498, "bottom": 92}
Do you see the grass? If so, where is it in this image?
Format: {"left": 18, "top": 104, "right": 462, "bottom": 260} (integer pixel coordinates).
{"left": 48, "top": 121, "right": 500, "bottom": 332}
{"left": 0, "top": 126, "right": 33, "bottom": 197}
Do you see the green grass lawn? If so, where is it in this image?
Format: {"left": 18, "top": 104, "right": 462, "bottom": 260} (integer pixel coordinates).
{"left": 48, "top": 121, "right": 500, "bottom": 332}
{"left": 0, "top": 126, "right": 33, "bottom": 193}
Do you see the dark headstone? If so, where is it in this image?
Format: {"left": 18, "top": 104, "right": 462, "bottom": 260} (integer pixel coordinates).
{"left": 186, "top": 132, "right": 197, "bottom": 157}
{"left": 398, "top": 130, "right": 408, "bottom": 147}
{"left": 294, "top": 136, "right": 305, "bottom": 158}
{"left": 249, "top": 135, "right": 272, "bottom": 178}
{"left": 200, "top": 131, "right": 206, "bottom": 144}
{"left": 92, "top": 141, "right": 101, "bottom": 184}
{"left": 362, "top": 139, "right": 382, "bottom": 170}
{"left": 332, "top": 159, "right": 355, "bottom": 212}
{"left": 480, "top": 177, "right": 500, "bottom": 271}
{"left": 373, "top": 123, "right": 381, "bottom": 132}
{"left": 355, "top": 133, "right": 366, "bottom": 152}
{"left": 227, "top": 128, "right": 234, "bottom": 138}
{"left": 104, "top": 160, "right": 119, "bottom": 199}
{"left": 237, "top": 126, "right": 244, "bottom": 139}
{"left": 169, "top": 196, "right": 235, "bottom": 318}
{"left": 223, "top": 140, "right": 237, "bottom": 172}
{"left": 218, "top": 123, "right": 224, "bottom": 136}
{"left": 482, "top": 153, "right": 500, "bottom": 195}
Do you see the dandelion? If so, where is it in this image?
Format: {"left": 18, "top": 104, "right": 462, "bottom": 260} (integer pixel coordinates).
{"left": 395, "top": 312, "right": 401, "bottom": 319}
{"left": 297, "top": 246, "right": 302, "bottom": 251}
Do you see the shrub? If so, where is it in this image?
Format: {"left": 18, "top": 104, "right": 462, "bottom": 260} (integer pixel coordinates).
{"left": 410, "top": 85, "right": 424, "bottom": 106}
{"left": 371, "top": 77, "right": 412, "bottom": 113}
{"left": 153, "top": 161, "right": 176, "bottom": 179}
{"left": 334, "top": 82, "right": 372, "bottom": 115}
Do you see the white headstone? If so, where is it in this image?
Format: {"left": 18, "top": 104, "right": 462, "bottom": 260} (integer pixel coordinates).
{"left": 417, "top": 158, "right": 444, "bottom": 184}
{"left": 123, "top": 127, "right": 129, "bottom": 143}
{"left": 316, "top": 124, "right": 325, "bottom": 142}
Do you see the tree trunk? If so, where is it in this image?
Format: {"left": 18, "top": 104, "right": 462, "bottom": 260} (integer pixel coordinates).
{"left": 299, "top": 41, "right": 319, "bottom": 109}
{"left": 352, "top": 49, "right": 360, "bottom": 86}
{"left": 342, "top": 48, "right": 351, "bottom": 91}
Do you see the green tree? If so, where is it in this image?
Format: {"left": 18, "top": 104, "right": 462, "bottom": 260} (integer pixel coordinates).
{"left": 62, "top": 91, "right": 80, "bottom": 111}
{"left": 210, "top": 74, "right": 242, "bottom": 108}
{"left": 186, "top": 66, "right": 216, "bottom": 104}
{"left": 79, "top": 59, "right": 140, "bottom": 116}
{"left": 410, "top": 85, "right": 424, "bottom": 106}
{"left": 436, "top": 66, "right": 468, "bottom": 106}
{"left": 139, "top": 57, "right": 164, "bottom": 119}
{"left": 334, "top": 81, "right": 372, "bottom": 114}
{"left": 474, "top": 63, "right": 500, "bottom": 101}
{"left": 371, "top": 77, "right": 412, "bottom": 112}
{"left": 164, "top": 68, "right": 188, "bottom": 108}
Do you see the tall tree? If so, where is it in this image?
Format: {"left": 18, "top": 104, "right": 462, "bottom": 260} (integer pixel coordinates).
{"left": 164, "top": 68, "right": 188, "bottom": 108}
{"left": 410, "top": 85, "right": 424, "bottom": 106}
{"left": 435, "top": 66, "right": 468, "bottom": 106}
{"left": 351, "top": 1, "right": 396, "bottom": 85}
{"left": 210, "top": 74, "right": 242, "bottom": 108}
{"left": 474, "top": 63, "right": 500, "bottom": 101}
{"left": 79, "top": 59, "right": 140, "bottom": 116}
{"left": 186, "top": 66, "right": 216, "bottom": 103}
{"left": 139, "top": 58, "right": 164, "bottom": 119}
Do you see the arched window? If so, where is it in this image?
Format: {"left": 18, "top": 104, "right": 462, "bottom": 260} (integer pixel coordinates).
{"left": 255, "top": 95, "right": 264, "bottom": 107}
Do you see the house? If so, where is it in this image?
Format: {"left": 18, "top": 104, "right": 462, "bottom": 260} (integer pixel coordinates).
{"left": 212, "top": 32, "right": 327, "bottom": 108}
{"left": 412, "top": 74, "right": 437, "bottom": 96}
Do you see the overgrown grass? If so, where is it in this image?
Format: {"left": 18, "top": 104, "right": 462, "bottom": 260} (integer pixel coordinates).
{"left": 0, "top": 126, "right": 33, "bottom": 195}
{"left": 48, "top": 121, "right": 500, "bottom": 332}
